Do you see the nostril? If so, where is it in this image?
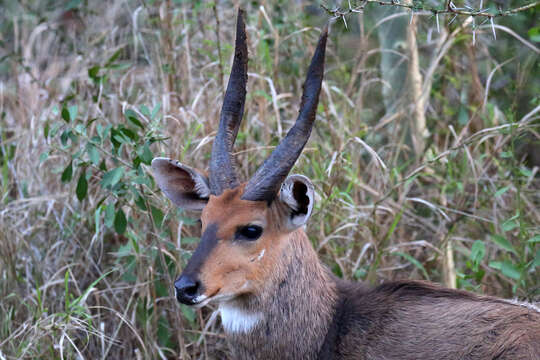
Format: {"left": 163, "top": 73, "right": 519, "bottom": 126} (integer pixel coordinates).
{"left": 175, "top": 275, "right": 201, "bottom": 303}
{"left": 183, "top": 280, "right": 200, "bottom": 297}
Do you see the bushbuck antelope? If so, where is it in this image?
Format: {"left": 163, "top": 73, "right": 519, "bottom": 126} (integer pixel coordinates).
{"left": 152, "top": 9, "right": 540, "bottom": 360}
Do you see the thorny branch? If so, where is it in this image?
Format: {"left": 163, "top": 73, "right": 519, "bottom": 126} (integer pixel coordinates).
{"left": 322, "top": 0, "right": 540, "bottom": 21}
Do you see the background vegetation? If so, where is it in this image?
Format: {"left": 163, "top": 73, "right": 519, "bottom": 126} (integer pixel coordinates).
{"left": 1, "top": 0, "right": 538, "bottom": 358}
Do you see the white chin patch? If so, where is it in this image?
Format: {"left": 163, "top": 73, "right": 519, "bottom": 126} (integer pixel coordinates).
{"left": 192, "top": 294, "right": 210, "bottom": 308}
{"left": 219, "top": 303, "right": 262, "bottom": 334}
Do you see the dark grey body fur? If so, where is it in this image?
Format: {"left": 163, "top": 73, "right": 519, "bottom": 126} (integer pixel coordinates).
{"left": 224, "top": 231, "right": 540, "bottom": 360}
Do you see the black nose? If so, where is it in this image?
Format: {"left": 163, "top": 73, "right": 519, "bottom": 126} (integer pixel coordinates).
{"left": 174, "top": 274, "right": 201, "bottom": 305}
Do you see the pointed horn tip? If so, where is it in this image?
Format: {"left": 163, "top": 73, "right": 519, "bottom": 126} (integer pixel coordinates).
{"left": 321, "top": 24, "right": 329, "bottom": 37}
{"left": 317, "top": 26, "right": 329, "bottom": 48}
{"left": 235, "top": 8, "right": 247, "bottom": 45}
{"left": 237, "top": 8, "right": 246, "bottom": 27}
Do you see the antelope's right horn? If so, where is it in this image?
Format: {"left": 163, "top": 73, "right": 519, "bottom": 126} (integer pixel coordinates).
{"left": 241, "top": 27, "right": 328, "bottom": 203}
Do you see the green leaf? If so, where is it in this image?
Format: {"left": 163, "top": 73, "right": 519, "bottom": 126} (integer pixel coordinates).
{"left": 104, "top": 204, "right": 115, "bottom": 228}
{"left": 105, "top": 48, "right": 123, "bottom": 67}
{"left": 501, "top": 261, "right": 521, "bottom": 280}
{"left": 87, "top": 144, "right": 100, "bottom": 165}
{"left": 61, "top": 161, "right": 73, "bottom": 183}
{"left": 60, "top": 130, "right": 71, "bottom": 146}
{"left": 114, "top": 208, "right": 127, "bottom": 235}
{"left": 64, "top": 270, "right": 70, "bottom": 310}
{"left": 528, "top": 234, "right": 540, "bottom": 243}
{"left": 76, "top": 170, "right": 88, "bottom": 201}
{"left": 139, "top": 143, "right": 153, "bottom": 165}
{"left": 101, "top": 167, "right": 124, "bottom": 188}
{"left": 180, "top": 304, "right": 196, "bottom": 323}
{"left": 132, "top": 175, "right": 151, "bottom": 186}
{"left": 124, "top": 109, "right": 144, "bottom": 129}
{"left": 470, "top": 240, "right": 485, "bottom": 264}
{"left": 494, "top": 186, "right": 510, "bottom": 197}
{"left": 39, "top": 151, "right": 49, "bottom": 163}
{"left": 532, "top": 249, "right": 540, "bottom": 269}
{"left": 501, "top": 219, "right": 519, "bottom": 232}
{"left": 44, "top": 121, "right": 50, "bottom": 138}
{"left": 182, "top": 237, "right": 199, "bottom": 244}
{"left": 94, "top": 205, "right": 102, "bottom": 239}
{"left": 61, "top": 105, "right": 78, "bottom": 123}
{"left": 458, "top": 106, "right": 469, "bottom": 125}
{"left": 117, "top": 242, "right": 133, "bottom": 257}
{"left": 519, "top": 166, "right": 532, "bottom": 178}
{"left": 151, "top": 103, "right": 161, "bottom": 120}
{"left": 488, "top": 261, "right": 502, "bottom": 270}
{"left": 392, "top": 251, "right": 430, "bottom": 280}
{"left": 151, "top": 206, "right": 164, "bottom": 228}
{"left": 157, "top": 315, "right": 172, "bottom": 347}
{"left": 61, "top": 105, "right": 70, "bottom": 123}
{"left": 490, "top": 234, "right": 517, "bottom": 255}
{"left": 88, "top": 65, "right": 100, "bottom": 80}
{"left": 134, "top": 195, "right": 147, "bottom": 210}
{"left": 140, "top": 105, "right": 151, "bottom": 117}
{"left": 528, "top": 26, "right": 540, "bottom": 42}
{"left": 122, "top": 257, "right": 137, "bottom": 283}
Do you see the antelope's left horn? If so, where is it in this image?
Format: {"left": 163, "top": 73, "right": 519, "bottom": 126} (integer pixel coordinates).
{"left": 209, "top": 9, "right": 248, "bottom": 195}
{"left": 242, "top": 27, "right": 328, "bottom": 202}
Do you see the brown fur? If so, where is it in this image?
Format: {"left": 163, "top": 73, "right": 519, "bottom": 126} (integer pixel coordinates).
{"left": 170, "top": 187, "right": 540, "bottom": 359}
{"left": 196, "top": 187, "right": 298, "bottom": 302}
{"left": 220, "top": 225, "right": 540, "bottom": 360}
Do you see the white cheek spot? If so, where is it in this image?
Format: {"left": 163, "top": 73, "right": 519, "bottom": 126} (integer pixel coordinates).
{"left": 250, "top": 248, "right": 266, "bottom": 262}
{"left": 219, "top": 303, "right": 262, "bottom": 333}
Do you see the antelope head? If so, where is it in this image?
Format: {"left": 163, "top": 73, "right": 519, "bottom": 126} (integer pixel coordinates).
{"left": 152, "top": 9, "right": 327, "bottom": 307}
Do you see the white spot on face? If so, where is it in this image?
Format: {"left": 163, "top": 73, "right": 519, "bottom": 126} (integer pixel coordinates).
{"left": 257, "top": 249, "right": 265, "bottom": 261}
{"left": 219, "top": 303, "right": 262, "bottom": 333}
{"left": 250, "top": 248, "right": 266, "bottom": 262}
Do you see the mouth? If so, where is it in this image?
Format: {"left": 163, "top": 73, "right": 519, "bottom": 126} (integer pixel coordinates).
{"left": 190, "top": 292, "right": 235, "bottom": 308}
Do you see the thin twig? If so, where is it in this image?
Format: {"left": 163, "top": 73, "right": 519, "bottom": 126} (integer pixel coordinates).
{"left": 212, "top": 4, "right": 225, "bottom": 93}
{"left": 321, "top": 0, "right": 540, "bottom": 19}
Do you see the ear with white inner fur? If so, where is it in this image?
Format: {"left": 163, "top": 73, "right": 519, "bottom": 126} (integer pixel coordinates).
{"left": 278, "top": 174, "right": 315, "bottom": 231}
{"left": 151, "top": 157, "right": 210, "bottom": 210}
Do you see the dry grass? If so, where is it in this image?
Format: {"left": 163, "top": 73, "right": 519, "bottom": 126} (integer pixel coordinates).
{"left": 1, "top": 1, "right": 539, "bottom": 359}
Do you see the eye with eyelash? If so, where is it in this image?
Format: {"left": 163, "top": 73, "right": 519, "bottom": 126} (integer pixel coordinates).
{"left": 235, "top": 225, "right": 263, "bottom": 241}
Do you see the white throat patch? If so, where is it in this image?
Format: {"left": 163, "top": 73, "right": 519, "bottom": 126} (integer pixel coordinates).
{"left": 219, "top": 303, "right": 262, "bottom": 333}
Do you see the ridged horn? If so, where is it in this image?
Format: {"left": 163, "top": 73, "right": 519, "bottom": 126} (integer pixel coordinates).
{"left": 241, "top": 27, "right": 328, "bottom": 202}
{"left": 209, "top": 9, "right": 248, "bottom": 195}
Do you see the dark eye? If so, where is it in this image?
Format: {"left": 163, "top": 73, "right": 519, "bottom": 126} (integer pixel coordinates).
{"left": 236, "top": 225, "right": 263, "bottom": 241}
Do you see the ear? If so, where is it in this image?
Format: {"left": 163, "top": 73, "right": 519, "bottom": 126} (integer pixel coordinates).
{"left": 151, "top": 157, "right": 210, "bottom": 211}
{"left": 278, "top": 175, "right": 315, "bottom": 231}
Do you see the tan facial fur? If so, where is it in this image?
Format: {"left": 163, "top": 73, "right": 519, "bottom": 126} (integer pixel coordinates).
{"left": 195, "top": 186, "right": 290, "bottom": 305}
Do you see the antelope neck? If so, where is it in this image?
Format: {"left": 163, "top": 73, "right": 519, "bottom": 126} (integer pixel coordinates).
{"left": 222, "top": 229, "right": 338, "bottom": 360}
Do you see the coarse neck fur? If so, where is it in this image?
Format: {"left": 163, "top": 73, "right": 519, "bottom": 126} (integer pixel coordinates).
{"left": 220, "top": 230, "right": 337, "bottom": 360}
{"left": 215, "top": 230, "right": 540, "bottom": 360}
